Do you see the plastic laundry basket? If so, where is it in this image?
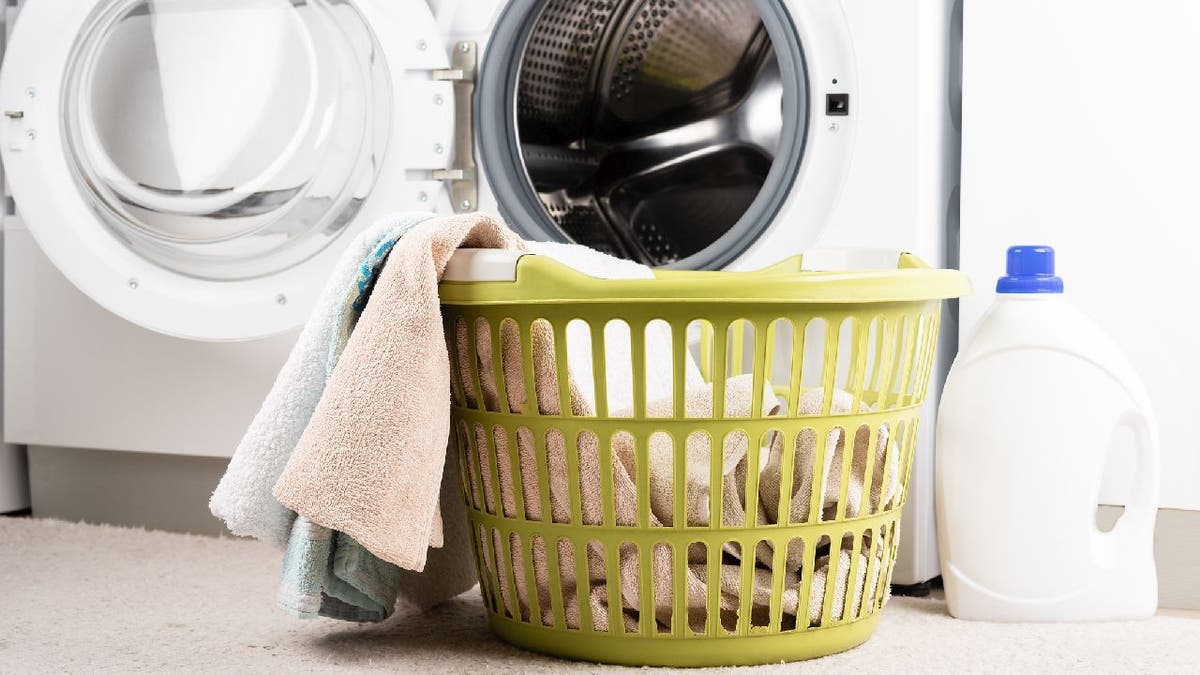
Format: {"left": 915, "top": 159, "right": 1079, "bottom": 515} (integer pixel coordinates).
{"left": 439, "top": 250, "right": 969, "bottom": 667}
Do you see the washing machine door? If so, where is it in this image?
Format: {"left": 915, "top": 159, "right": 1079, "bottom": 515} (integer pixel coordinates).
{"left": 0, "top": 0, "right": 457, "bottom": 341}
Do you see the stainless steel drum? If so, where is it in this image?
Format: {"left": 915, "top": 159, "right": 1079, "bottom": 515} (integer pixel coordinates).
{"left": 512, "top": 0, "right": 797, "bottom": 267}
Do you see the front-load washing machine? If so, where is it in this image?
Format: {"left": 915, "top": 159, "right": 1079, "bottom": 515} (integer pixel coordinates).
{"left": 0, "top": 0, "right": 959, "bottom": 584}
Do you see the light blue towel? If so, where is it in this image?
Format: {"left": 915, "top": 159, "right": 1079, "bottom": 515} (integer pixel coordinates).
{"left": 275, "top": 218, "right": 429, "bottom": 622}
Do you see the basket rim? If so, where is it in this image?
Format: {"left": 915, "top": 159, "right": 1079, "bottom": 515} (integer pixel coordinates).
{"left": 439, "top": 252, "right": 971, "bottom": 305}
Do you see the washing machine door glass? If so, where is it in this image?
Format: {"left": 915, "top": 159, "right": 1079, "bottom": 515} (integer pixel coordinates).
{"left": 64, "top": 0, "right": 389, "bottom": 280}
{"left": 0, "top": 0, "right": 449, "bottom": 341}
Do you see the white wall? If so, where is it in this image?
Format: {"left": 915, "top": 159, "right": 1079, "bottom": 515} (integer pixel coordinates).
{"left": 961, "top": 0, "right": 1200, "bottom": 510}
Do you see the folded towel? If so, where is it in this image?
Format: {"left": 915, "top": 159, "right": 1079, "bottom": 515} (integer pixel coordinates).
{"left": 210, "top": 212, "right": 434, "bottom": 547}
{"left": 273, "top": 213, "right": 525, "bottom": 576}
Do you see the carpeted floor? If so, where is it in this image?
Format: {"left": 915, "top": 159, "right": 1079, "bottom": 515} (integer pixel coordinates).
{"left": 1, "top": 517, "right": 1194, "bottom": 673}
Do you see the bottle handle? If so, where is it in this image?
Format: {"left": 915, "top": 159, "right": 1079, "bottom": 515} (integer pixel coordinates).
{"left": 1107, "top": 407, "right": 1160, "bottom": 546}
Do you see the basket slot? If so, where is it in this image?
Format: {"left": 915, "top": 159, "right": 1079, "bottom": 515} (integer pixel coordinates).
{"left": 543, "top": 536, "right": 568, "bottom": 629}
{"left": 505, "top": 532, "right": 527, "bottom": 622}
{"left": 856, "top": 424, "right": 881, "bottom": 517}
{"left": 563, "top": 431, "right": 584, "bottom": 526}
{"left": 671, "top": 322, "right": 688, "bottom": 420}
{"left": 686, "top": 320, "right": 715, "bottom": 418}
{"left": 483, "top": 424, "right": 505, "bottom": 516}
{"left": 444, "top": 316, "right": 466, "bottom": 407}
{"left": 832, "top": 425, "right": 857, "bottom": 522}
{"left": 517, "top": 532, "right": 541, "bottom": 626}
{"left": 502, "top": 426, "right": 527, "bottom": 520}
{"left": 896, "top": 419, "right": 921, "bottom": 511}
{"left": 465, "top": 319, "right": 488, "bottom": 413}
{"left": 891, "top": 315, "right": 921, "bottom": 409}
{"left": 841, "top": 532, "right": 864, "bottom": 622}
{"left": 589, "top": 323, "right": 609, "bottom": 418}
{"left": 637, "top": 542, "right": 653, "bottom": 635}
{"left": 605, "top": 542, "right": 624, "bottom": 632}
{"left": 805, "top": 426, "right": 829, "bottom": 524}
{"left": 670, "top": 431, "right": 687, "bottom": 530}
{"left": 467, "top": 522, "right": 492, "bottom": 611}
{"left": 735, "top": 540, "right": 754, "bottom": 635}
{"left": 817, "top": 535, "right": 842, "bottom": 628}
{"left": 846, "top": 317, "right": 872, "bottom": 413}
{"left": 767, "top": 536, "right": 790, "bottom": 631}
{"left": 556, "top": 533, "right": 580, "bottom": 629}
{"left": 794, "top": 533, "right": 820, "bottom": 630}
{"left": 866, "top": 316, "right": 885, "bottom": 394}
{"left": 453, "top": 420, "right": 476, "bottom": 511}
{"left": 643, "top": 431, "right": 672, "bottom": 528}
{"left": 871, "top": 316, "right": 900, "bottom": 413}
{"left": 874, "top": 522, "right": 896, "bottom": 613}
{"left": 671, "top": 540, "right": 688, "bottom": 637}
{"left": 532, "top": 430, "right": 554, "bottom": 524}
{"left": 917, "top": 312, "right": 943, "bottom": 402}
{"left": 819, "top": 320, "right": 839, "bottom": 416}
{"left": 519, "top": 322, "right": 540, "bottom": 416}
{"left": 481, "top": 524, "right": 506, "bottom": 616}
{"left": 704, "top": 539, "right": 722, "bottom": 636}
{"left": 633, "top": 433, "right": 651, "bottom": 529}
{"left": 552, "top": 321, "right": 573, "bottom": 417}
{"left": 604, "top": 320, "right": 634, "bottom": 418}
{"left": 488, "top": 319, "right": 511, "bottom": 414}
{"left": 630, "top": 321, "right": 648, "bottom": 419}
{"left": 489, "top": 528, "right": 519, "bottom": 619}
{"left": 775, "top": 429, "right": 798, "bottom": 527}
{"left": 710, "top": 321, "right": 729, "bottom": 417}
{"left": 598, "top": 433, "right": 617, "bottom": 528}
{"left": 583, "top": 540, "right": 605, "bottom": 631}
{"left": 570, "top": 539, "right": 594, "bottom": 633}
{"left": 651, "top": 542, "right": 674, "bottom": 635}
{"left": 786, "top": 319, "right": 806, "bottom": 417}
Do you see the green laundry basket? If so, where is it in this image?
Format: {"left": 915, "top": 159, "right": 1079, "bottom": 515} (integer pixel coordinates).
{"left": 439, "top": 252, "right": 969, "bottom": 667}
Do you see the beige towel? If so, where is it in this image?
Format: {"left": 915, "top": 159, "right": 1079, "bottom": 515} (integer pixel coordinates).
{"left": 273, "top": 213, "right": 525, "bottom": 571}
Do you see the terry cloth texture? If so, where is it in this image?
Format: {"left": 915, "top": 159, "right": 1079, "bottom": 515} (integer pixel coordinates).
{"left": 278, "top": 225, "right": 461, "bottom": 622}
{"left": 273, "top": 213, "right": 525, "bottom": 574}
{"left": 210, "top": 212, "right": 433, "bottom": 547}
{"left": 456, "top": 322, "right": 896, "bottom": 630}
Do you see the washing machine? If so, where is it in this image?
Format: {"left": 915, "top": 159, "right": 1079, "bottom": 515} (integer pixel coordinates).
{"left": 0, "top": 0, "right": 959, "bottom": 583}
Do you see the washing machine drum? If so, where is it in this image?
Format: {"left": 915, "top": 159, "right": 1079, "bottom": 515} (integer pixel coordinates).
{"left": 505, "top": 0, "right": 796, "bottom": 268}
{"left": 0, "top": 0, "right": 842, "bottom": 341}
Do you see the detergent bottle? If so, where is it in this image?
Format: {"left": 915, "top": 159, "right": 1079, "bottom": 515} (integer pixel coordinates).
{"left": 935, "top": 246, "right": 1159, "bottom": 621}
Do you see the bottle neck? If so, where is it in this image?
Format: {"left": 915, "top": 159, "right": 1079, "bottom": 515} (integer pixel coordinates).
{"left": 997, "top": 292, "right": 1063, "bottom": 302}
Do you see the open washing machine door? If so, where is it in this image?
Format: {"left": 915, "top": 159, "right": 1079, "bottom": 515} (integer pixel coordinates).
{"left": 0, "top": 0, "right": 459, "bottom": 341}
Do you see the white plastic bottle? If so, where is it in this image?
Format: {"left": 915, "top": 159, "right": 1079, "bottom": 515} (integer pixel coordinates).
{"left": 936, "top": 246, "right": 1159, "bottom": 621}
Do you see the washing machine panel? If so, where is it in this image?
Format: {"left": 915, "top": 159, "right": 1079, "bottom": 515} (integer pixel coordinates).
{"left": 0, "top": 0, "right": 456, "bottom": 341}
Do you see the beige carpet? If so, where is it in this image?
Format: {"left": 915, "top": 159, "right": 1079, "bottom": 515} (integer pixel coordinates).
{"left": 1, "top": 517, "right": 1194, "bottom": 674}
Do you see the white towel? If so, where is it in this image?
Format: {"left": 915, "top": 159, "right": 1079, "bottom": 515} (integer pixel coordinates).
{"left": 525, "top": 241, "right": 705, "bottom": 413}
{"left": 210, "top": 212, "right": 435, "bottom": 546}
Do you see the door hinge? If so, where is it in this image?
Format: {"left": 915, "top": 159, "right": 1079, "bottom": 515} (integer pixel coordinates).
{"left": 432, "top": 42, "right": 477, "bottom": 214}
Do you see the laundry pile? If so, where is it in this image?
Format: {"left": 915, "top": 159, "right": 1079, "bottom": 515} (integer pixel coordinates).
{"left": 210, "top": 212, "right": 898, "bottom": 630}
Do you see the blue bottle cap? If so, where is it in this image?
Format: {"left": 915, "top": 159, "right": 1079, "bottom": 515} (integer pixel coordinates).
{"left": 996, "top": 245, "right": 1063, "bottom": 294}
